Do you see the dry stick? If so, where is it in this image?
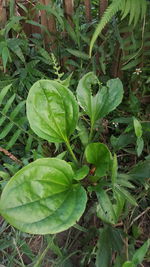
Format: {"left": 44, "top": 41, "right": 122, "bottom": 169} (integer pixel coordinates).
{"left": 129, "top": 207, "right": 150, "bottom": 228}
{"left": 0, "top": 146, "right": 22, "bottom": 165}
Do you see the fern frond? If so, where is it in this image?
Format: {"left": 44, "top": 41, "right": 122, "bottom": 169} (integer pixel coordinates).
{"left": 133, "top": 0, "right": 141, "bottom": 26}
{"left": 90, "top": 0, "right": 122, "bottom": 56}
{"left": 128, "top": 0, "right": 136, "bottom": 25}
{"left": 121, "top": 0, "right": 131, "bottom": 20}
{"left": 141, "top": 0, "right": 147, "bottom": 20}
{"left": 0, "top": 85, "right": 38, "bottom": 150}
{"left": 90, "top": 0, "right": 147, "bottom": 57}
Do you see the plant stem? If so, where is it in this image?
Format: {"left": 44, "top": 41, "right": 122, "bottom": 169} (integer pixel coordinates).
{"left": 89, "top": 122, "right": 94, "bottom": 142}
{"left": 33, "top": 236, "right": 59, "bottom": 267}
{"left": 65, "top": 139, "right": 78, "bottom": 164}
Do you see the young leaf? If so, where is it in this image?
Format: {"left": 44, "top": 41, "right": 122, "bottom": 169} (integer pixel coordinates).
{"left": 76, "top": 72, "right": 99, "bottom": 126}
{"left": 122, "top": 261, "right": 134, "bottom": 267}
{"left": 26, "top": 80, "right": 79, "bottom": 143}
{"left": 77, "top": 73, "right": 123, "bottom": 129}
{"left": 73, "top": 165, "right": 89, "bottom": 181}
{"left": 99, "top": 78, "right": 124, "bottom": 118}
{"left": 77, "top": 120, "right": 89, "bottom": 147}
{"left": 0, "top": 158, "right": 87, "bottom": 234}
{"left": 133, "top": 117, "right": 142, "bottom": 138}
{"left": 132, "top": 239, "right": 150, "bottom": 265}
{"left": 85, "top": 143, "right": 112, "bottom": 177}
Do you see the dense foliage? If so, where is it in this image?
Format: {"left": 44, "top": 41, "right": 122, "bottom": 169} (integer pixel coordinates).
{"left": 0, "top": 0, "right": 149, "bottom": 266}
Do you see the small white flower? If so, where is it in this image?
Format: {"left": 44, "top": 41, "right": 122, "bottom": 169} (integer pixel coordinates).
{"left": 112, "top": 122, "right": 118, "bottom": 128}
{"left": 133, "top": 68, "right": 142, "bottom": 75}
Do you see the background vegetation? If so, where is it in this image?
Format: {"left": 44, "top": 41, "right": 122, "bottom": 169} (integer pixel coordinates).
{"left": 0, "top": 0, "right": 149, "bottom": 266}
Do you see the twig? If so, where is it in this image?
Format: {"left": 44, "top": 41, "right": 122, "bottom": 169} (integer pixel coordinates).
{"left": 129, "top": 207, "right": 150, "bottom": 228}
{"left": 0, "top": 147, "right": 22, "bottom": 165}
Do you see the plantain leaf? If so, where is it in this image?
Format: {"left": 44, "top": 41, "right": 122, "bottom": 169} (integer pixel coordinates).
{"left": 26, "top": 80, "right": 79, "bottom": 143}
{"left": 99, "top": 78, "right": 124, "bottom": 118}
{"left": 85, "top": 143, "right": 112, "bottom": 177}
{"left": 73, "top": 165, "right": 89, "bottom": 181}
{"left": 0, "top": 158, "right": 87, "bottom": 235}
{"left": 77, "top": 73, "right": 123, "bottom": 128}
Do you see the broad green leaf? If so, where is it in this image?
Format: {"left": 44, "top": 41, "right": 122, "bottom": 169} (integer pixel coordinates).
{"left": 99, "top": 78, "right": 123, "bottom": 118}
{"left": 96, "top": 189, "right": 117, "bottom": 224}
{"left": 85, "top": 143, "right": 112, "bottom": 177}
{"left": 26, "top": 80, "right": 79, "bottom": 143}
{"left": 0, "top": 158, "right": 87, "bottom": 234}
{"left": 73, "top": 165, "right": 89, "bottom": 181}
{"left": 133, "top": 117, "right": 142, "bottom": 138}
{"left": 77, "top": 120, "right": 89, "bottom": 147}
{"left": 76, "top": 72, "right": 99, "bottom": 127}
{"left": 122, "top": 261, "right": 134, "bottom": 267}
{"left": 132, "top": 239, "right": 150, "bottom": 265}
{"left": 77, "top": 73, "right": 123, "bottom": 128}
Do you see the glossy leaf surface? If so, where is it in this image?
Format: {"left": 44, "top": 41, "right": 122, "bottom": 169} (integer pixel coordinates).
{"left": 77, "top": 73, "right": 123, "bottom": 127}
{"left": 26, "top": 80, "right": 79, "bottom": 143}
{"left": 73, "top": 165, "right": 89, "bottom": 181}
{"left": 133, "top": 117, "right": 142, "bottom": 138}
{"left": 85, "top": 143, "right": 112, "bottom": 177}
{"left": 0, "top": 158, "right": 87, "bottom": 234}
{"left": 122, "top": 262, "right": 134, "bottom": 267}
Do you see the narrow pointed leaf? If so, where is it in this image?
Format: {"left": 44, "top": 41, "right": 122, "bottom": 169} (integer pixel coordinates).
{"left": 96, "top": 189, "right": 117, "bottom": 224}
